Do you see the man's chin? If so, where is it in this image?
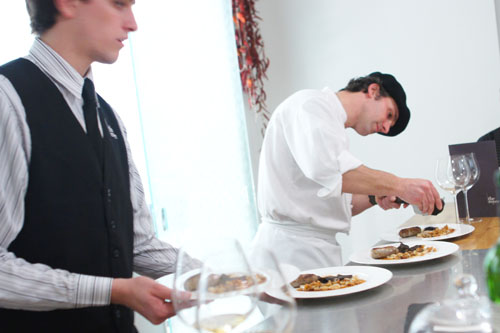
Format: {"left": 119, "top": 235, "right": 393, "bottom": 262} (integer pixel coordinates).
{"left": 353, "top": 129, "right": 371, "bottom": 136}
{"left": 96, "top": 53, "right": 120, "bottom": 65}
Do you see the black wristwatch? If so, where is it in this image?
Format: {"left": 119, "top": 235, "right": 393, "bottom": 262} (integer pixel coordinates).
{"left": 368, "top": 195, "right": 377, "bottom": 206}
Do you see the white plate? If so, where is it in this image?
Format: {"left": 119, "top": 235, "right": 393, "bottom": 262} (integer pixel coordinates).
{"left": 349, "top": 241, "right": 459, "bottom": 265}
{"left": 380, "top": 223, "right": 474, "bottom": 243}
{"left": 288, "top": 266, "right": 392, "bottom": 299}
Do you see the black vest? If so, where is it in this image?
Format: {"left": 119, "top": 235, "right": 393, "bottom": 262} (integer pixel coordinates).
{"left": 478, "top": 127, "right": 500, "bottom": 166}
{"left": 0, "top": 59, "right": 135, "bottom": 333}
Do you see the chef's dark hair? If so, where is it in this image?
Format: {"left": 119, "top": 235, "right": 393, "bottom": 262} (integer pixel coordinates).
{"left": 25, "top": 0, "right": 59, "bottom": 35}
{"left": 26, "top": 0, "right": 92, "bottom": 35}
{"left": 340, "top": 76, "right": 389, "bottom": 98}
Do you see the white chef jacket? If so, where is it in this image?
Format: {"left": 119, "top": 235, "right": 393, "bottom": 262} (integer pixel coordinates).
{"left": 251, "top": 87, "right": 363, "bottom": 270}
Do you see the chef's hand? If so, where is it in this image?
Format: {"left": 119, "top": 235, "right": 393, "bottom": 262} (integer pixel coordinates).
{"left": 111, "top": 276, "right": 176, "bottom": 324}
{"left": 376, "top": 196, "right": 407, "bottom": 210}
{"left": 399, "top": 178, "right": 442, "bottom": 215}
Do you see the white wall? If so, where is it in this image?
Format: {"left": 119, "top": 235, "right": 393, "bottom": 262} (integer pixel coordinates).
{"left": 250, "top": 0, "right": 500, "bottom": 263}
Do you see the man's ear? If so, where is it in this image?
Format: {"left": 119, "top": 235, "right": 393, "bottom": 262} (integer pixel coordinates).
{"left": 53, "top": 0, "right": 79, "bottom": 19}
{"left": 367, "top": 83, "right": 381, "bottom": 99}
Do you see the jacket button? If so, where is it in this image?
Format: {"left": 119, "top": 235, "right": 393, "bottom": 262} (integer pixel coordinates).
{"left": 113, "top": 249, "right": 120, "bottom": 258}
{"left": 110, "top": 220, "right": 117, "bottom": 229}
{"left": 115, "top": 309, "right": 121, "bottom": 318}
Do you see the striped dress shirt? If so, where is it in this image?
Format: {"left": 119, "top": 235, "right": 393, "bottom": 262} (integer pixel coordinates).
{"left": 0, "top": 38, "right": 178, "bottom": 310}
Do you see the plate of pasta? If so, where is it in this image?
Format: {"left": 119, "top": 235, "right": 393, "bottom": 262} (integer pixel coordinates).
{"left": 287, "top": 266, "right": 392, "bottom": 299}
{"left": 380, "top": 223, "right": 474, "bottom": 242}
{"left": 349, "top": 241, "right": 459, "bottom": 265}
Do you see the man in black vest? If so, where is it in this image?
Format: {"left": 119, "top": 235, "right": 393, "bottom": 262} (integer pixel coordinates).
{"left": 478, "top": 127, "right": 500, "bottom": 166}
{"left": 0, "top": 1, "right": 191, "bottom": 331}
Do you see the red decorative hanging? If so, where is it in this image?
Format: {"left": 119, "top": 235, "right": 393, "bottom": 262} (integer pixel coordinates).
{"left": 232, "top": 0, "right": 270, "bottom": 136}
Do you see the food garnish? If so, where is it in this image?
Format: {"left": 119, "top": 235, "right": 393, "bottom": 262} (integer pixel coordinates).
{"left": 371, "top": 242, "right": 436, "bottom": 260}
{"left": 290, "top": 273, "right": 365, "bottom": 291}
{"left": 399, "top": 225, "right": 455, "bottom": 239}
{"left": 417, "top": 225, "right": 455, "bottom": 238}
{"left": 184, "top": 273, "right": 266, "bottom": 293}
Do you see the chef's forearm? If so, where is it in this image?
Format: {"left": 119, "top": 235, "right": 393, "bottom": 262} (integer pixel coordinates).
{"left": 342, "top": 165, "right": 403, "bottom": 196}
{"left": 343, "top": 165, "right": 442, "bottom": 215}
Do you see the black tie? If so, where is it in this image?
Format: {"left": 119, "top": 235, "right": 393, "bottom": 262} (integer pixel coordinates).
{"left": 82, "top": 78, "right": 103, "bottom": 165}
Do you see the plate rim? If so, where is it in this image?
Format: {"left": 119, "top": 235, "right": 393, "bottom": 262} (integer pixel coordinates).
{"left": 288, "top": 265, "right": 393, "bottom": 299}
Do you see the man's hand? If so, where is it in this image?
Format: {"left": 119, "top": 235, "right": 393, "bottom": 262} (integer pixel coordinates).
{"left": 399, "top": 178, "right": 442, "bottom": 215}
{"left": 376, "top": 196, "right": 408, "bottom": 210}
{"left": 111, "top": 276, "right": 175, "bottom": 325}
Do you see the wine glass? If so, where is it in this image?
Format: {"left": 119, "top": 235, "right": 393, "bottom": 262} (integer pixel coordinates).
{"left": 409, "top": 274, "right": 493, "bottom": 333}
{"left": 171, "top": 243, "right": 204, "bottom": 333}
{"left": 451, "top": 154, "right": 472, "bottom": 224}
{"left": 172, "top": 238, "right": 259, "bottom": 333}
{"left": 244, "top": 248, "right": 297, "bottom": 332}
{"left": 463, "top": 152, "right": 482, "bottom": 223}
{"left": 435, "top": 155, "right": 471, "bottom": 224}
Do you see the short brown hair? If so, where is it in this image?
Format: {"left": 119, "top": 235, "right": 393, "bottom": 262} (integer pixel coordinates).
{"left": 25, "top": 0, "right": 59, "bottom": 35}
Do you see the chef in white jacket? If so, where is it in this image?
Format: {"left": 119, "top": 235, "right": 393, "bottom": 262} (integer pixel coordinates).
{"left": 252, "top": 72, "right": 442, "bottom": 271}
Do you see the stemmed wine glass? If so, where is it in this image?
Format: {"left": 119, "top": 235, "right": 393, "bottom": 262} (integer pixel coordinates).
{"left": 172, "top": 238, "right": 259, "bottom": 333}
{"left": 435, "top": 155, "right": 471, "bottom": 224}
{"left": 171, "top": 243, "right": 204, "bottom": 333}
{"left": 245, "top": 248, "right": 297, "bottom": 332}
{"left": 462, "top": 152, "right": 482, "bottom": 223}
{"left": 451, "top": 154, "right": 472, "bottom": 224}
